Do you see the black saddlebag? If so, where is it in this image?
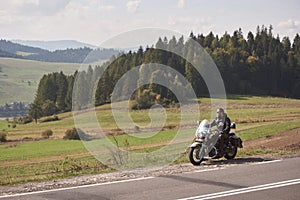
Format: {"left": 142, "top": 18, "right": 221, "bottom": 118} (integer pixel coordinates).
{"left": 230, "top": 135, "right": 243, "bottom": 148}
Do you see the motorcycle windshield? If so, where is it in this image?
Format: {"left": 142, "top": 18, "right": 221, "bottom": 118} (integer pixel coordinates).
{"left": 195, "top": 119, "right": 209, "bottom": 137}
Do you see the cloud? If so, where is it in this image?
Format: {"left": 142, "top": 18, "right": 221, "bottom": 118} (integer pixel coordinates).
{"left": 177, "top": 0, "right": 186, "bottom": 9}
{"left": 17, "top": 0, "right": 71, "bottom": 16}
{"left": 126, "top": 0, "right": 141, "bottom": 13}
{"left": 278, "top": 19, "right": 300, "bottom": 30}
{"left": 0, "top": 0, "right": 117, "bottom": 42}
{"left": 99, "top": 4, "right": 115, "bottom": 12}
{"left": 0, "top": 0, "right": 40, "bottom": 24}
{"left": 168, "top": 16, "right": 215, "bottom": 35}
{"left": 277, "top": 19, "right": 300, "bottom": 38}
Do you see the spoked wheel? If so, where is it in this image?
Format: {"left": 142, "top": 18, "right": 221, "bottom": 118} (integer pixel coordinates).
{"left": 189, "top": 145, "right": 204, "bottom": 165}
{"left": 224, "top": 143, "right": 237, "bottom": 159}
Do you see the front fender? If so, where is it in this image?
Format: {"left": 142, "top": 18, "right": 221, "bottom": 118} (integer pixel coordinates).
{"left": 190, "top": 141, "right": 202, "bottom": 148}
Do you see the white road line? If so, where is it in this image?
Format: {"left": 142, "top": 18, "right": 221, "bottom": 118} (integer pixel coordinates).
{"left": 178, "top": 178, "right": 300, "bottom": 200}
{"left": 0, "top": 159, "right": 286, "bottom": 199}
{"left": 250, "top": 159, "right": 282, "bottom": 165}
{"left": 0, "top": 176, "right": 155, "bottom": 199}
{"left": 186, "top": 159, "right": 282, "bottom": 174}
{"left": 185, "top": 167, "right": 225, "bottom": 174}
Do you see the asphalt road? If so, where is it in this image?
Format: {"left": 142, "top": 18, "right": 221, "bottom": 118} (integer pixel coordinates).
{"left": 1, "top": 156, "right": 300, "bottom": 200}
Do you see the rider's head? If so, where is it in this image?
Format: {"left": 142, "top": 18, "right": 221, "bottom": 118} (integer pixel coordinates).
{"left": 217, "top": 108, "right": 225, "bottom": 118}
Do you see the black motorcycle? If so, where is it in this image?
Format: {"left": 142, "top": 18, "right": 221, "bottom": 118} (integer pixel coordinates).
{"left": 189, "top": 119, "right": 243, "bottom": 165}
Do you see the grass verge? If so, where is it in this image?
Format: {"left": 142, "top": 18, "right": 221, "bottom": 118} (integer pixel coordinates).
{"left": 0, "top": 96, "right": 299, "bottom": 185}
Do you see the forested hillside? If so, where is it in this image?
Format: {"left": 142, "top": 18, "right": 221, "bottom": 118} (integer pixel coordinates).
{"left": 0, "top": 49, "right": 23, "bottom": 59}
{"left": 29, "top": 26, "right": 300, "bottom": 119}
{"left": 0, "top": 40, "right": 120, "bottom": 63}
{"left": 11, "top": 39, "right": 97, "bottom": 51}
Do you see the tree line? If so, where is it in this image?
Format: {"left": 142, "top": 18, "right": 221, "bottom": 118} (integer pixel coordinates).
{"left": 0, "top": 102, "right": 29, "bottom": 118}
{"left": 0, "top": 39, "right": 120, "bottom": 63}
{"left": 29, "top": 26, "right": 300, "bottom": 120}
{"left": 29, "top": 71, "right": 74, "bottom": 121}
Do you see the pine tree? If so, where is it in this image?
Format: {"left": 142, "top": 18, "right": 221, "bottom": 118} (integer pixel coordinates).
{"left": 65, "top": 74, "right": 75, "bottom": 111}
{"left": 29, "top": 103, "right": 42, "bottom": 123}
{"left": 56, "top": 71, "right": 68, "bottom": 112}
{"left": 72, "top": 71, "right": 89, "bottom": 110}
{"left": 292, "top": 34, "right": 300, "bottom": 65}
{"left": 42, "top": 100, "right": 57, "bottom": 116}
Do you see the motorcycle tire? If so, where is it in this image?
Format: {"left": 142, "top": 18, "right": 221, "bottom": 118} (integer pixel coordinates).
{"left": 189, "top": 145, "right": 203, "bottom": 165}
{"left": 224, "top": 144, "right": 237, "bottom": 160}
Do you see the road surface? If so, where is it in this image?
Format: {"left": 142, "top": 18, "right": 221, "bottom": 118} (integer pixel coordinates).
{"left": 1, "top": 156, "right": 300, "bottom": 200}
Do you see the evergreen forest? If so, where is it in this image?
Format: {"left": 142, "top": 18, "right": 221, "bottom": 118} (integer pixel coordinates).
{"left": 29, "top": 26, "right": 300, "bottom": 120}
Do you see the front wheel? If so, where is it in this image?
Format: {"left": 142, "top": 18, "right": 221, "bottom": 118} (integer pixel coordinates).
{"left": 189, "top": 145, "right": 204, "bottom": 165}
{"left": 224, "top": 144, "right": 237, "bottom": 159}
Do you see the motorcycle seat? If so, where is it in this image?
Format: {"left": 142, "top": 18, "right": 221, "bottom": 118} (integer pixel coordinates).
{"left": 229, "top": 132, "right": 235, "bottom": 136}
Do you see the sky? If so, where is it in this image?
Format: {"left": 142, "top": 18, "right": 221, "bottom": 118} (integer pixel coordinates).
{"left": 0, "top": 0, "right": 300, "bottom": 46}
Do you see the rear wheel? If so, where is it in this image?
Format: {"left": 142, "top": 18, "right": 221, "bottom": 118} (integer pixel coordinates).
{"left": 189, "top": 145, "right": 204, "bottom": 165}
{"left": 224, "top": 143, "right": 237, "bottom": 159}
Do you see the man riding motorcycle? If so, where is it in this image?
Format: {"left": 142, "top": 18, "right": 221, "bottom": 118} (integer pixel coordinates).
{"left": 209, "top": 108, "right": 231, "bottom": 154}
{"left": 189, "top": 108, "right": 242, "bottom": 165}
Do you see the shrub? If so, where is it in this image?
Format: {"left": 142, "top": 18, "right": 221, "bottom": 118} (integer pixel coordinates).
{"left": 0, "top": 132, "right": 7, "bottom": 142}
{"left": 18, "top": 116, "right": 33, "bottom": 124}
{"left": 53, "top": 115, "right": 59, "bottom": 121}
{"left": 63, "top": 128, "right": 80, "bottom": 140}
{"left": 42, "top": 129, "right": 53, "bottom": 139}
{"left": 40, "top": 115, "right": 60, "bottom": 123}
{"left": 22, "top": 137, "right": 33, "bottom": 141}
{"left": 63, "top": 128, "right": 91, "bottom": 141}
{"left": 131, "top": 90, "right": 156, "bottom": 110}
{"left": 22, "top": 116, "right": 33, "bottom": 124}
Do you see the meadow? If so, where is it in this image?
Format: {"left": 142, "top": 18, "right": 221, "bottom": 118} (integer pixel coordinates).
{"left": 0, "top": 96, "right": 300, "bottom": 185}
{"left": 0, "top": 58, "right": 82, "bottom": 105}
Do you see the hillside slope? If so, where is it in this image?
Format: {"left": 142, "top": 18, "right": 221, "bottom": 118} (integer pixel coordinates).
{"left": 0, "top": 39, "right": 119, "bottom": 63}
{"left": 0, "top": 58, "right": 81, "bottom": 105}
{"left": 12, "top": 39, "right": 97, "bottom": 51}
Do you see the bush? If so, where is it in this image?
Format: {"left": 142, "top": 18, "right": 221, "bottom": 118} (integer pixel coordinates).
{"left": 63, "top": 128, "right": 80, "bottom": 140}
{"left": 40, "top": 115, "right": 59, "bottom": 123}
{"left": 42, "top": 129, "right": 53, "bottom": 139}
{"left": 131, "top": 90, "right": 175, "bottom": 110}
{"left": 131, "top": 90, "right": 156, "bottom": 110}
{"left": 0, "top": 132, "right": 7, "bottom": 142}
{"left": 18, "top": 116, "right": 33, "bottom": 124}
{"left": 63, "top": 128, "right": 91, "bottom": 141}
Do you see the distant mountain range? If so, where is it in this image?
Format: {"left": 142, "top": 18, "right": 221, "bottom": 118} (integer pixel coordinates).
{"left": 12, "top": 39, "right": 97, "bottom": 51}
{"left": 0, "top": 39, "right": 120, "bottom": 63}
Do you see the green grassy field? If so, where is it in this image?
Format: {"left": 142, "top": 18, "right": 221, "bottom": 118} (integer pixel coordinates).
{"left": 0, "top": 96, "right": 300, "bottom": 185}
{"left": 0, "top": 140, "right": 86, "bottom": 162}
{"left": 0, "top": 58, "right": 81, "bottom": 105}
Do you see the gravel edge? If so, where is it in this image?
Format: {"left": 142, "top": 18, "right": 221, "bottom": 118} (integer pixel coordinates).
{"left": 2, "top": 154, "right": 299, "bottom": 196}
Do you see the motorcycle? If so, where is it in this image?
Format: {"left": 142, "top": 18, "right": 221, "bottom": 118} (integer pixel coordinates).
{"left": 189, "top": 119, "right": 243, "bottom": 165}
